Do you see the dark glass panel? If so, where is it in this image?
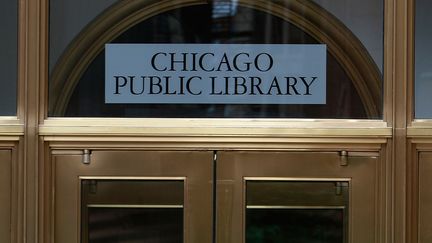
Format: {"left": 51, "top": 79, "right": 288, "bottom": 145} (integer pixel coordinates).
{"left": 60, "top": 5, "right": 368, "bottom": 118}
{"left": 246, "top": 181, "right": 348, "bottom": 243}
{"left": 81, "top": 180, "right": 184, "bottom": 243}
{"left": 0, "top": 0, "right": 17, "bottom": 115}
{"left": 81, "top": 180, "right": 184, "bottom": 205}
{"left": 49, "top": 0, "right": 118, "bottom": 72}
{"left": 415, "top": 0, "right": 432, "bottom": 118}
{"left": 87, "top": 207, "right": 183, "bottom": 243}
{"left": 246, "top": 209, "right": 344, "bottom": 243}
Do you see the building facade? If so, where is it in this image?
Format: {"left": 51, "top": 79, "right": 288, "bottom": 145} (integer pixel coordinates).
{"left": 0, "top": 0, "right": 429, "bottom": 242}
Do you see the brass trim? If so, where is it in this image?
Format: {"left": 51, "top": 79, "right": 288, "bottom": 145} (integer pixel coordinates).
{"left": 346, "top": 151, "right": 381, "bottom": 157}
{"left": 42, "top": 118, "right": 389, "bottom": 127}
{"left": 0, "top": 136, "right": 21, "bottom": 142}
{"left": 24, "top": 0, "right": 46, "bottom": 241}
{"left": 407, "top": 122, "right": 432, "bottom": 138}
{"left": 390, "top": 0, "right": 410, "bottom": 242}
{"left": 244, "top": 177, "right": 351, "bottom": 182}
{"left": 49, "top": 0, "right": 382, "bottom": 118}
{"left": 50, "top": 150, "right": 84, "bottom": 155}
{"left": 407, "top": 0, "right": 415, "bottom": 125}
{"left": 246, "top": 205, "right": 346, "bottom": 209}
{"left": 0, "top": 127, "right": 25, "bottom": 136}
{"left": 43, "top": 138, "right": 387, "bottom": 152}
{"left": 40, "top": 127, "right": 392, "bottom": 138}
{"left": 0, "top": 117, "right": 22, "bottom": 124}
{"left": 407, "top": 126, "right": 432, "bottom": 138}
{"left": 79, "top": 176, "right": 186, "bottom": 180}
{"left": 0, "top": 118, "right": 25, "bottom": 136}
{"left": 39, "top": 118, "right": 391, "bottom": 138}
{"left": 40, "top": 118, "right": 391, "bottom": 137}
{"left": 383, "top": 0, "right": 395, "bottom": 125}
{"left": 86, "top": 204, "right": 183, "bottom": 209}
{"left": 409, "top": 120, "right": 432, "bottom": 127}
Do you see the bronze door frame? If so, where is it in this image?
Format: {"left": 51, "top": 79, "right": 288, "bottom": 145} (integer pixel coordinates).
{"left": 53, "top": 150, "right": 214, "bottom": 243}
{"left": 53, "top": 150, "right": 380, "bottom": 243}
{"left": 217, "top": 151, "right": 379, "bottom": 243}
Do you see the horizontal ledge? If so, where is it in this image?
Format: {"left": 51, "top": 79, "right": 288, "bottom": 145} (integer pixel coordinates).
{"left": 43, "top": 118, "right": 388, "bottom": 128}
{"left": 39, "top": 126, "right": 392, "bottom": 138}
{"left": 79, "top": 176, "right": 185, "bottom": 180}
{"left": 40, "top": 119, "right": 391, "bottom": 138}
{"left": 0, "top": 117, "right": 25, "bottom": 136}
{"left": 0, "top": 117, "right": 20, "bottom": 123}
{"left": 408, "top": 126, "right": 432, "bottom": 137}
{"left": 87, "top": 204, "right": 183, "bottom": 209}
{"left": 246, "top": 205, "right": 346, "bottom": 209}
{"left": 43, "top": 137, "right": 388, "bottom": 148}
{"left": 244, "top": 177, "right": 351, "bottom": 181}
{"left": 411, "top": 120, "right": 432, "bottom": 127}
{"left": 0, "top": 125, "right": 25, "bottom": 136}
{"left": 0, "top": 136, "right": 20, "bottom": 142}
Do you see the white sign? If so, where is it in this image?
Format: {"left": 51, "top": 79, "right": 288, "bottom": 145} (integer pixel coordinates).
{"left": 105, "top": 44, "right": 326, "bottom": 104}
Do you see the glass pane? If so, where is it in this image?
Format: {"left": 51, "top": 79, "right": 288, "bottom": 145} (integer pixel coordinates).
{"left": 0, "top": 0, "right": 17, "bottom": 116}
{"left": 87, "top": 208, "right": 182, "bottom": 243}
{"left": 415, "top": 0, "right": 432, "bottom": 118}
{"left": 49, "top": 1, "right": 383, "bottom": 118}
{"left": 49, "top": 0, "right": 117, "bottom": 72}
{"left": 313, "top": 0, "right": 384, "bottom": 72}
{"left": 81, "top": 179, "right": 184, "bottom": 243}
{"left": 246, "top": 181, "right": 349, "bottom": 243}
{"left": 247, "top": 209, "right": 344, "bottom": 243}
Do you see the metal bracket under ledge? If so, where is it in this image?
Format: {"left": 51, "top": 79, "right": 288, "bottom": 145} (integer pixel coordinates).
{"left": 339, "top": 150, "right": 379, "bottom": 166}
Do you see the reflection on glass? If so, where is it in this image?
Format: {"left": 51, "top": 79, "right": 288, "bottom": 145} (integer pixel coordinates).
{"left": 246, "top": 208, "right": 344, "bottom": 243}
{"left": 81, "top": 180, "right": 184, "bottom": 243}
{"left": 49, "top": 1, "right": 383, "bottom": 118}
{"left": 87, "top": 207, "right": 182, "bottom": 243}
{"left": 312, "top": 0, "right": 384, "bottom": 72}
{"left": 49, "top": 0, "right": 119, "bottom": 72}
{"left": 415, "top": 0, "right": 432, "bottom": 118}
{"left": 0, "top": 0, "right": 17, "bottom": 115}
{"left": 246, "top": 181, "right": 348, "bottom": 243}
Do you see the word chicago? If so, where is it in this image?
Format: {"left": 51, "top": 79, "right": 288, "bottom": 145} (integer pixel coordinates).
{"left": 105, "top": 44, "right": 326, "bottom": 104}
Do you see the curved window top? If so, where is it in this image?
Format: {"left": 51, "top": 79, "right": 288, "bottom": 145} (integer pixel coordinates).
{"left": 49, "top": 0, "right": 383, "bottom": 119}
{"left": 0, "top": 0, "right": 18, "bottom": 116}
{"left": 49, "top": 0, "right": 118, "bottom": 72}
{"left": 313, "top": 0, "right": 383, "bottom": 72}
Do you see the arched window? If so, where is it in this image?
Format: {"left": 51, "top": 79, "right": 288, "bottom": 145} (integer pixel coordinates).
{"left": 49, "top": 0, "right": 382, "bottom": 118}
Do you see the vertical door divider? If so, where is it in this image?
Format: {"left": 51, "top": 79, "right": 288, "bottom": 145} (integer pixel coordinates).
{"left": 213, "top": 151, "right": 218, "bottom": 243}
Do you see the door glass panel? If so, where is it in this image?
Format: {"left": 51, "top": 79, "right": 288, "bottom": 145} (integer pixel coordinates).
{"left": 246, "top": 181, "right": 348, "bottom": 243}
{"left": 81, "top": 179, "right": 184, "bottom": 243}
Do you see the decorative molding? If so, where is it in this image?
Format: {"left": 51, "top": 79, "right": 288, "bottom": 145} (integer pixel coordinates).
{"left": 44, "top": 136, "right": 386, "bottom": 150}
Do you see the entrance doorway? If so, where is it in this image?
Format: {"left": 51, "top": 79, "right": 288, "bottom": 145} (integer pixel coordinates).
{"left": 53, "top": 150, "right": 378, "bottom": 243}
